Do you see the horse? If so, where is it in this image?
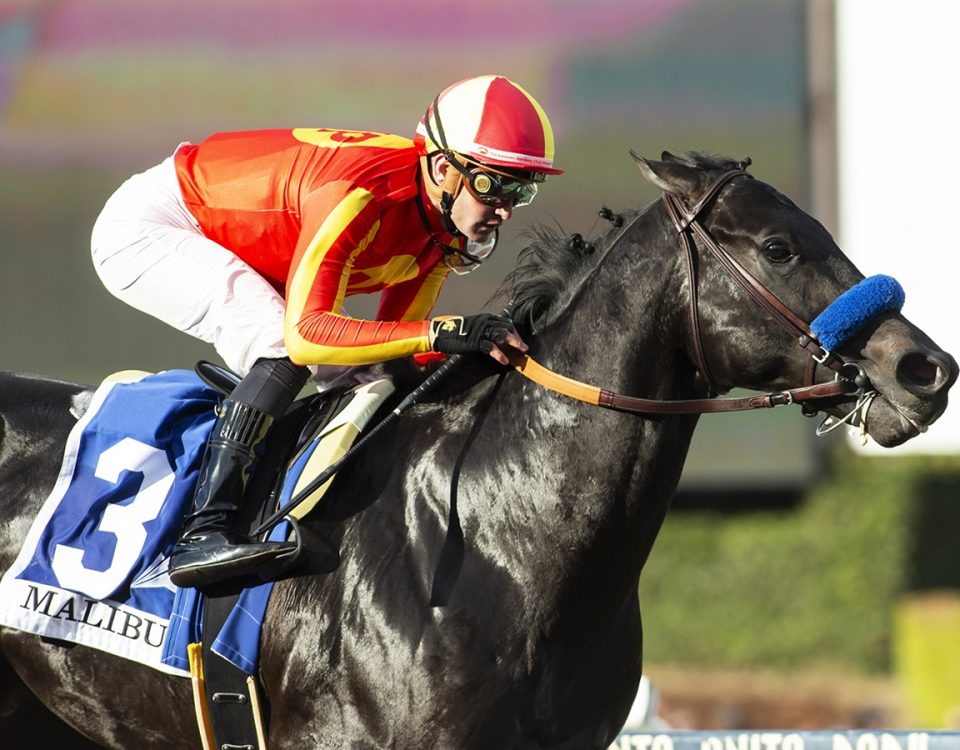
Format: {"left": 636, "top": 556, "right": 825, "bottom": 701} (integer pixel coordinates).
{"left": 1, "top": 152, "right": 955, "bottom": 749}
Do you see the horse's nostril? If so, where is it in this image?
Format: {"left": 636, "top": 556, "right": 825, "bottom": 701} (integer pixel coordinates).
{"left": 896, "top": 351, "right": 947, "bottom": 392}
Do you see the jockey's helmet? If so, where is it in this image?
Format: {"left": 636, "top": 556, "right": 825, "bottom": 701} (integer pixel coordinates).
{"left": 415, "top": 75, "right": 562, "bottom": 225}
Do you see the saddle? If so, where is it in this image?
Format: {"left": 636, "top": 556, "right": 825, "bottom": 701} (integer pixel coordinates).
{"left": 190, "top": 361, "right": 395, "bottom": 750}
{"left": 196, "top": 361, "right": 396, "bottom": 540}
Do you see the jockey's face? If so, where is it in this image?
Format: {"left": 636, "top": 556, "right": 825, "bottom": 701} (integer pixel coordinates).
{"left": 429, "top": 154, "right": 515, "bottom": 242}
{"left": 449, "top": 186, "right": 513, "bottom": 243}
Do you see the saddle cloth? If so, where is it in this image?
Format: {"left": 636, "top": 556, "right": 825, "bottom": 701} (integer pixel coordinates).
{"left": 0, "top": 370, "right": 265, "bottom": 676}
{"left": 0, "top": 368, "right": 394, "bottom": 677}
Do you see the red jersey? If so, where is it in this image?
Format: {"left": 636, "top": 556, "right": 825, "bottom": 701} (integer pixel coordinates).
{"left": 174, "top": 128, "right": 455, "bottom": 366}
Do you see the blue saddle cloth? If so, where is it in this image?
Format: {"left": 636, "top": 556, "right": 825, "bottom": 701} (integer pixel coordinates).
{"left": 0, "top": 370, "right": 279, "bottom": 676}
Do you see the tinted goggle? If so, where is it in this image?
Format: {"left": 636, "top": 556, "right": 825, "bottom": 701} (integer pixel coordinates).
{"left": 448, "top": 156, "right": 543, "bottom": 208}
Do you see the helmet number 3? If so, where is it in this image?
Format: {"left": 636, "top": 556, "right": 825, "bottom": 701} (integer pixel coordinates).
{"left": 51, "top": 438, "right": 174, "bottom": 600}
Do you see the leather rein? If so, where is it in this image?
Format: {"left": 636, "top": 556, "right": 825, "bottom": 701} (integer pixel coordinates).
{"left": 509, "top": 168, "right": 861, "bottom": 416}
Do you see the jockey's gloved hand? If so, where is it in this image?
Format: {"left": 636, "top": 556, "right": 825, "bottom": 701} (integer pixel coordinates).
{"left": 430, "top": 314, "right": 524, "bottom": 361}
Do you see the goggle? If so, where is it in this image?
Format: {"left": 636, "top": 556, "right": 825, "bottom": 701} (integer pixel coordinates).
{"left": 449, "top": 157, "right": 542, "bottom": 208}
{"left": 422, "top": 95, "right": 544, "bottom": 209}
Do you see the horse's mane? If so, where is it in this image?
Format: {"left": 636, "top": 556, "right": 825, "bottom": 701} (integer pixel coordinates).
{"left": 493, "top": 224, "right": 613, "bottom": 334}
{"left": 497, "top": 214, "right": 650, "bottom": 335}
{"left": 495, "top": 151, "right": 745, "bottom": 333}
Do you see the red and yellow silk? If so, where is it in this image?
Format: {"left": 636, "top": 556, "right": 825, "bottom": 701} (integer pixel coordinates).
{"left": 174, "top": 128, "right": 454, "bottom": 365}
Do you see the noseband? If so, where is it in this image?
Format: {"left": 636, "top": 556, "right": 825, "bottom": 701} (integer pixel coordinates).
{"left": 509, "top": 167, "right": 862, "bottom": 416}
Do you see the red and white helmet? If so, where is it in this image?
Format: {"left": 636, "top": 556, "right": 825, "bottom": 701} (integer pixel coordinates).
{"left": 415, "top": 75, "right": 563, "bottom": 176}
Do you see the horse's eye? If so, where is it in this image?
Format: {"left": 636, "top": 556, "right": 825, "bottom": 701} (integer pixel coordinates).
{"left": 761, "top": 240, "right": 794, "bottom": 264}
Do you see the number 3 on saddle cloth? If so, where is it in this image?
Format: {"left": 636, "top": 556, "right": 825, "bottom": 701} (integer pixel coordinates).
{"left": 0, "top": 367, "right": 394, "bottom": 678}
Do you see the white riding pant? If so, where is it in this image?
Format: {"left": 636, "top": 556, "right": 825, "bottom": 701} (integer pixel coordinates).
{"left": 91, "top": 151, "right": 288, "bottom": 376}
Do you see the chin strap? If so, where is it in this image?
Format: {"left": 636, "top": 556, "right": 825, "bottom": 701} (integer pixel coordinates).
{"left": 417, "top": 155, "right": 461, "bottom": 234}
{"left": 422, "top": 94, "right": 467, "bottom": 236}
{"left": 438, "top": 164, "right": 464, "bottom": 234}
{"left": 414, "top": 164, "right": 498, "bottom": 271}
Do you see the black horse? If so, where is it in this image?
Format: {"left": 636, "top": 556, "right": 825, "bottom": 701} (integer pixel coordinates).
{"left": 1, "top": 153, "right": 956, "bottom": 749}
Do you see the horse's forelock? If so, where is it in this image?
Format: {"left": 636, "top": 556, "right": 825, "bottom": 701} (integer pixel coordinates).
{"left": 667, "top": 151, "right": 745, "bottom": 174}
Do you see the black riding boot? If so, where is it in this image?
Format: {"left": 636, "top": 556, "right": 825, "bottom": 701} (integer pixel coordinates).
{"left": 168, "top": 358, "right": 309, "bottom": 589}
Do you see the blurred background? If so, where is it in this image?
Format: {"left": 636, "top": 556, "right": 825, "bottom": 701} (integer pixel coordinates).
{"left": 2, "top": 0, "right": 958, "bottom": 733}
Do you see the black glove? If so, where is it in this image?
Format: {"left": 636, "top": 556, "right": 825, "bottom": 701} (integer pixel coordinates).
{"left": 430, "top": 313, "right": 518, "bottom": 356}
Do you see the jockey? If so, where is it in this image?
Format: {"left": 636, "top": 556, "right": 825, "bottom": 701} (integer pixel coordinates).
{"left": 90, "top": 75, "right": 563, "bottom": 589}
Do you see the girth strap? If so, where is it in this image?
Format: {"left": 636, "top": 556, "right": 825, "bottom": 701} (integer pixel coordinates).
{"left": 199, "top": 593, "right": 268, "bottom": 750}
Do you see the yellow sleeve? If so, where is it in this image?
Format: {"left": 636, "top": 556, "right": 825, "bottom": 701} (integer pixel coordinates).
{"left": 284, "top": 185, "right": 432, "bottom": 366}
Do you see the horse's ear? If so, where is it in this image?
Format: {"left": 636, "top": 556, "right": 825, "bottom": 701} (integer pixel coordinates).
{"left": 629, "top": 150, "right": 701, "bottom": 198}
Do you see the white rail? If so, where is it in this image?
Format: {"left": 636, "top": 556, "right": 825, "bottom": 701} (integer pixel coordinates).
{"left": 611, "top": 731, "right": 960, "bottom": 750}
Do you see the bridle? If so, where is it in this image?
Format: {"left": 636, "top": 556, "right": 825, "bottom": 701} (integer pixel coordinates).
{"left": 509, "top": 167, "right": 864, "bottom": 416}
{"left": 662, "top": 168, "right": 852, "bottom": 395}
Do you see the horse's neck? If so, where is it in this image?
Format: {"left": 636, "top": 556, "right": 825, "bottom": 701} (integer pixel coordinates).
{"left": 536, "top": 205, "right": 697, "bottom": 406}
{"left": 470, "top": 222, "right": 700, "bottom": 608}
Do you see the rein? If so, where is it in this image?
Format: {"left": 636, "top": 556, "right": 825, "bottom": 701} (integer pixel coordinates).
{"left": 509, "top": 353, "right": 853, "bottom": 415}
{"left": 508, "top": 168, "right": 861, "bottom": 416}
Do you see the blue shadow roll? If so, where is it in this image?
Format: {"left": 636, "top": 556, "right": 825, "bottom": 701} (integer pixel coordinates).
{"left": 810, "top": 274, "right": 905, "bottom": 351}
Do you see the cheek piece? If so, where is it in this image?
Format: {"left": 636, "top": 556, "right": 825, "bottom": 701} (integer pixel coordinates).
{"left": 810, "top": 274, "right": 905, "bottom": 351}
